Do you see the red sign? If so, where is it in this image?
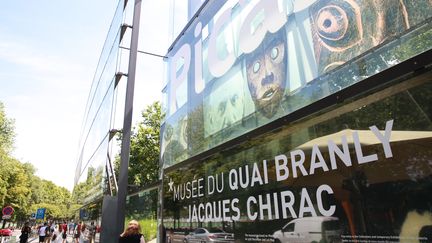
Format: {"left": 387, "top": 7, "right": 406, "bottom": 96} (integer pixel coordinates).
{"left": 2, "top": 206, "right": 14, "bottom": 216}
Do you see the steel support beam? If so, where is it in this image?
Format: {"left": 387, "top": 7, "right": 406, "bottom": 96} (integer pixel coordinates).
{"left": 116, "top": 0, "right": 142, "bottom": 237}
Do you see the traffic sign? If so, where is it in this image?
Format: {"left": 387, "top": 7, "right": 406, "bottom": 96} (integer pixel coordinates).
{"left": 2, "top": 206, "right": 14, "bottom": 216}
{"left": 31, "top": 213, "right": 36, "bottom": 219}
{"left": 2, "top": 215, "right": 11, "bottom": 220}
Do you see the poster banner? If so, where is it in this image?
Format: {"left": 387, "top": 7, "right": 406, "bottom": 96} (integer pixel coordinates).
{"left": 161, "top": 0, "right": 432, "bottom": 167}
{"left": 36, "top": 208, "right": 46, "bottom": 220}
{"left": 162, "top": 77, "right": 432, "bottom": 242}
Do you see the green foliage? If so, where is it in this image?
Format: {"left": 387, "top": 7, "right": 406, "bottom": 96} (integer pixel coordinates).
{"left": 0, "top": 156, "right": 31, "bottom": 219}
{"left": 0, "top": 102, "right": 15, "bottom": 153}
{"left": 124, "top": 218, "right": 157, "bottom": 242}
{"left": 71, "top": 165, "right": 103, "bottom": 205}
{"left": 115, "top": 101, "right": 163, "bottom": 188}
{"left": 0, "top": 101, "right": 73, "bottom": 222}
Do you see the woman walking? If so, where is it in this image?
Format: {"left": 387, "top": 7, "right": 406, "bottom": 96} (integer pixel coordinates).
{"left": 118, "top": 220, "right": 145, "bottom": 243}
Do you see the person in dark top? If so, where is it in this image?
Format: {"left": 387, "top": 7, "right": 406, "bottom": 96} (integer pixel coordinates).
{"left": 20, "top": 222, "right": 32, "bottom": 243}
{"left": 119, "top": 220, "right": 145, "bottom": 243}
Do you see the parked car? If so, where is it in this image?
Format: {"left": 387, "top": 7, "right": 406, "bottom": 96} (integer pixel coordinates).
{"left": 0, "top": 228, "right": 13, "bottom": 236}
{"left": 184, "top": 228, "right": 234, "bottom": 242}
{"left": 273, "top": 216, "right": 341, "bottom": 243}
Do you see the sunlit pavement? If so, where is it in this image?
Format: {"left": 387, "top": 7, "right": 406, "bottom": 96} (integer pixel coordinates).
{"left": 26, "top": 233, "right": 74, "bottom": 243}
{"left": 26, "top": 234, "right": 100, "bottom": 243}
{"left": 4, "top": 231, "right": 100, "bottom": 243}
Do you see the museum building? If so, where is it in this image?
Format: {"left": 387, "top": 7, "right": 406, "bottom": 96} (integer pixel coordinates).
{"left": 160, "top": 0, "right": 432, "bottom": 242}
{"left": 75, "top": 0, "right": 432, "bottom": 242}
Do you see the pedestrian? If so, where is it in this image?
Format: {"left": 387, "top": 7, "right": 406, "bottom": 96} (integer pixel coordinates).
{"left": 38, "top": 223, "right": 48, "bottom": 243}
{"left": 69, "top": 221, "right": 74, "bottom": 235}
{"left": 118, "top": 220, "right": 145, "bottom": 243}
{"left": 19, "top": 222, "right": 32, "bottom": 243}
{"left": 50, "top": 224, "right": 62, "bottom": 243}
{"left": 73, "top": 221, "right": 82, "bottom": 243}
{"left": 88, "top": 222, "right": 96, "bottom": 243}
{"left": 45, "top": 222, "right": 53, "bottom": 243}
{"left": 81, "top": 222, "right": 91, "bottom": 243}
{"left": 61, "top": 221, "right": 68, "bottom": 243}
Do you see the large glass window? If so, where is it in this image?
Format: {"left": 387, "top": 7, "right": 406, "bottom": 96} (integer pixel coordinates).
{"left": 125, "top": 188, "right": 158, "bottom": 242}
{"left": 163, "top": 70, "right": 432, "bottom": 242}
{"left": 161, "top": 0, "right": 432, "bottom": 167}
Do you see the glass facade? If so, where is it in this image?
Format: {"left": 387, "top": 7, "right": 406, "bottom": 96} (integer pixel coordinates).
{"left": 75, "top": 0, "right": 175, "bottom": 241}
{"left": 74, "top": 0, "right": 125, "bottom": 206}
{"left": 161, "top": 0, "right": 432, "bottom": 167}
{"left": 162, "top": 70, "right": 432, "bottom": 241}
{"left": 76, "top": 0, "right": 432, "bottom": 242}
{"left": 161, "top": 0, "right": 432, "bottom": 242}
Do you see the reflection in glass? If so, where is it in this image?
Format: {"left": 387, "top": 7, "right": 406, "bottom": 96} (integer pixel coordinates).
{"left": 125, "top": 188, "right": 158, "bottom": 242}
{"left": 163, "top": 74, "right": 432, "bottom": 242}
{"left": 161, "top": 0, "right": 432, "bottom": 168}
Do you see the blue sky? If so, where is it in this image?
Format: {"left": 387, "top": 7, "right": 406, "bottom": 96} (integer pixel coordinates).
{"left": 0, "top": 0, "right": 119, "bottom": 190}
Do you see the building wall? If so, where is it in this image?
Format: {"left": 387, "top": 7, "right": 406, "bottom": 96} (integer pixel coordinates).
{"left": 161, "top": 0, "right": 432, "bottom": 242}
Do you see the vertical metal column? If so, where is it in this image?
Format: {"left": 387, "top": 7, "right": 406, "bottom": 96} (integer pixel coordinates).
{"left": 116, "top": 0, "right": 142, "bottom": 237}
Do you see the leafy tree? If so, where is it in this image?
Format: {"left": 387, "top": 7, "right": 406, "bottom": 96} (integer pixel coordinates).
{"left": 0, "top": 102, "right": 15, "bottom": 208}
{"left": 0, "top": 155, "right": 33, "bottom": 227}
{"left": 0, "top": 102, "right": 14, "bottom": 153}
{"left": 115, "top": 101, "right": 163, "bottom": 189}
{"left": 0, "top": 101, "right": 74, "bottom": 223}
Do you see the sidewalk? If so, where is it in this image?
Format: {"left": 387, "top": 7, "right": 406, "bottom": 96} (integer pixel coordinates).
{"left": 27, "top": 234, "right": 74, "bottom": 243}
{"left": 26, "top": 233, "right": 99, "bottom": 243}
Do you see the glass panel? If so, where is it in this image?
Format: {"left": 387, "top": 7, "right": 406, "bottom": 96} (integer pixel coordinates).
{"left": 134, "top": 54, "right": 165, "bottom": 124}
{"left": 188, "top": 0, "right": 206, "bottom": 19}
{"left": 163, "top": 72, "right": 432, "bottom": 242}
{"left": 125, "top": 188, "right": 158, "bottom": 242}
{"left": 77, "top": 135, "right": 108, "bottom": 205}
{"left": 79, "top": 81, "right": 114, "bottom": 178}
{"left": 169, "top": 1, "right": 189, "bottom": 42}
{"left": 80, "top": 0, "right": 124, "bottom": 144}
{"left": 161, "top": 0, "right": 432, "bottom": 167}
{"left": 81, "top": 33, "right": 120, "bottom": 147}
{"left": 139, "top": 0, "right": 171, "bottom": 56}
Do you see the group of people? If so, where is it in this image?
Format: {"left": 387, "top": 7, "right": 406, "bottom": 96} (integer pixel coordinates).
{"left": 19, "top": 220, "right": 98, "bottom": 243}
{"left": 20, "top": 219, "right": 145, "bottom": 243}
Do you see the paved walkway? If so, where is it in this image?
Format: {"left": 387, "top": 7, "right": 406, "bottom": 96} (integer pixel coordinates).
{"left": 5, "top": 231, "right": 101, "bottom": 243}
{"left": 27, "top": 235, "right": 74, "bottom": 242}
